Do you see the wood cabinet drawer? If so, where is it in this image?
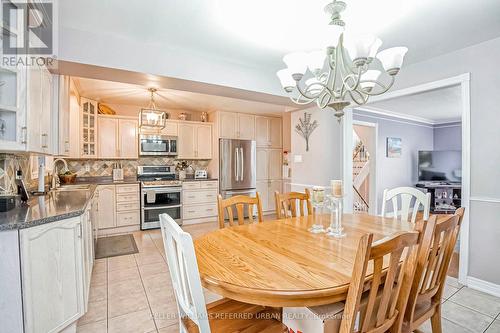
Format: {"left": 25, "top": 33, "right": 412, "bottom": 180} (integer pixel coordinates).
{"left": 116, "top": 211, "right": 140, "bottom": 227}
{"left": 116, "top": 184, "right": 139, "bottom": 194}
{"left": 183, "top": 189, "right": 218, "bottom": 205}
{"left": 116, "top": 192, "right": 139, "bottom": 202}
{"left": 200, "top": 181, "right": 218, "bottom": 189}
{"left": 116, "top": 201, "right": 140, "bottom": 212}
{"left": 183, "top": 204, "right": 218, "bottom": 219}
{"left": 182, "top": 182, "right": 200, "bottom": 190}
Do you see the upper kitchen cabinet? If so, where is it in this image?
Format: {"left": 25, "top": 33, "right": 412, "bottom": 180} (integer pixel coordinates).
{"left": 219, "top": 111, "right": 255, "bottom": 140}
{"left": 139, "top": 120, "right": 178, "bottom": 136}
{"left": 97, "top": 116, "right": 138, "bottom": 159}
{"left": 26, "top": 65, "right": 53, "bottom": 154}
{"left": 80, "top": 98, "right": 98, "bottom": 158}
{"left": 57, "top": 76, "right": 71, "bottom": 156}
{"left": 256, "top": 116, "right": 282, "bottom": 148}
{"left": 178, "top": 122, "right": 213, "bottom": 159}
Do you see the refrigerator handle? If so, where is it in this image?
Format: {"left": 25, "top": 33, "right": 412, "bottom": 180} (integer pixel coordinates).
{"left": 235, "top": 147, "right": 239, "bottom": 181}
{"left": 240, "top": 147, "right": 244, "bottom": 182}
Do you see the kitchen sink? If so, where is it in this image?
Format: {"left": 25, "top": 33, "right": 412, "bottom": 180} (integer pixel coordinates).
{"left": 52, "top": 184, "right": 91, "bottom": 191}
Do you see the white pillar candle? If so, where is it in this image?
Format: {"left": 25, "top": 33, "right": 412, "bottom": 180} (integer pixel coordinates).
{"left": 331, "top": 180, "right": 344, "bottom": 198}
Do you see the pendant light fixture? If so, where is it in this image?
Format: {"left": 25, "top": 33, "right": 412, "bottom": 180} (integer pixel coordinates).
{"left": 139, "top": 88, "right": 167, "bottom": 129}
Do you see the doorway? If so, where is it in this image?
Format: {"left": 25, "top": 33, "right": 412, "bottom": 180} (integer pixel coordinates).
{"left": 343, "top": 73, "right": 470, "bottom": 285}
{"left": 352, "top": 121, "right": 377, "bottom": 215}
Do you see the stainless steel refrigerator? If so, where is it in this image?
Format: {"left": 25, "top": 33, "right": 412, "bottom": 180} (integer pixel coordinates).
{"left": 219, "top": 139, "right": 256, "bottom": 201}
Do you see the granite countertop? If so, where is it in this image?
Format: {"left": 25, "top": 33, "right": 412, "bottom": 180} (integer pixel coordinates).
{"left": 182, "top": 178, "right": 218, "bottom": 182}
{"left": 0, "top": 185, "right": 98, "bottom": 231}
{"left": 74, "top": 176, "right": 140, "bottom": 185}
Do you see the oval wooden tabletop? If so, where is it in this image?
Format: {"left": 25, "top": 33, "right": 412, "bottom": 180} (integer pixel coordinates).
{"left": 194, "top": 214, "right": 423, "bottom": 307}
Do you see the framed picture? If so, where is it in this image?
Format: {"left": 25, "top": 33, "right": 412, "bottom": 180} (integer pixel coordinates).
{"left": 386, "top": 137, "right": 402, "bottom": 158}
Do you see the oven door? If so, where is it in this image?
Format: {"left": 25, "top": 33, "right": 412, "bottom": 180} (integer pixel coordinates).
{"left": 142, "top": 206, "right": 182, "bottom": 230}
{"left": 139, "top": 135, "right": 169, "bottom": 156}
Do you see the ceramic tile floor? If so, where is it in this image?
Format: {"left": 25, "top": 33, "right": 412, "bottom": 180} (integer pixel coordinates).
{"left": 77, "top": 220, "right": 500, "bottom": 333}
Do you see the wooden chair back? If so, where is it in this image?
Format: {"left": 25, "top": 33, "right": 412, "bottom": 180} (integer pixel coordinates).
{"left": 381, "top": 187, "right": 431, "bottom": 223}
{"left": 217, "top": 193, "right": 263, "bottom": 229}
{"left": 404, "top": 208, "right": 464, "bottom": 325}
{"left": 340, "top": 230, "right": 421, "bottom": 333}
{"left": 274, "top": 189, "right": 313, "bottom": 219}
{"left": 159, "top": 213, "right": 211, "bottom": 332}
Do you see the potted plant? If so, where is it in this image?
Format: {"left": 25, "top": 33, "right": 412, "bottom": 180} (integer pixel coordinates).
{"left": 175, "top": 160, "right": 189, "bottom": 180}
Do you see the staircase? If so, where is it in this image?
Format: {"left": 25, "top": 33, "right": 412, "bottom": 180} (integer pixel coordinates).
{"left": 352, "top": 141, "right": 370, "bottom": 213}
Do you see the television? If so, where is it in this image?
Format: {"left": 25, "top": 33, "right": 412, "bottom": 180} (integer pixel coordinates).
{"left": 418, "top": 150, "right": 462, "bottom": 183}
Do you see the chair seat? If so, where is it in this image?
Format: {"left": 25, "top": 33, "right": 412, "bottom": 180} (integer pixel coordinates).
{"left": 402, "top": 299, "right": 439, "bottom": 332}
{"left": 184, "top": 298, "right": 287, "bottom": 333}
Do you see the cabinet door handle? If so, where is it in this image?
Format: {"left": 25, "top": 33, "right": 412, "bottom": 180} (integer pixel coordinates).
{"left": 187, "top": 196, "right": 196, "bottom": 199}
{"left": 41, "top": 133, "right": 48, "bottom": 148}
{"left": 77, "top": 223, "right": 82, "bottom": 238}
{"left": 21, "top": 127, "right": 27, "bottom": 144}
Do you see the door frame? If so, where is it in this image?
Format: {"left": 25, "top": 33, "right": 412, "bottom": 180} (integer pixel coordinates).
{"left": 352, "top": 120, "right": 378, "bottom": 215}
{"left": 342, "top": 73, "right": 471, "bottom": 285}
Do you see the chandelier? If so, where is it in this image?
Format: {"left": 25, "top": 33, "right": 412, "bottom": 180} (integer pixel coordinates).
{"left": 139, "top": 88, "right": 167, "bottom": 129}
{"left": 276, "top": 0, "right": 408, "bottom": 121}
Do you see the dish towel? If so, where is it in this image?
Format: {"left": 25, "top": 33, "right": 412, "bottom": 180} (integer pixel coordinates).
{"left": 146, "top": 190, "right": 156, "bottom": 204}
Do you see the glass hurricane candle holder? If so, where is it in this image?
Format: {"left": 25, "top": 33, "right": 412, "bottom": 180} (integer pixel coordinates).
{"left": 325, "top": 195, "right": 346, "bottom": 238}
{"left": 309, "top": 186, "right": 326, "bottom": 233}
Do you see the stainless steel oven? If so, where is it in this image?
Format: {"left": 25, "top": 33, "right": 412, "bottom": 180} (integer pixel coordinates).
{"left": 141, "top": 185, "right": 182, "bottom": 229}
{"left": 139, "top": 134, "right": 177, "bottom": 156}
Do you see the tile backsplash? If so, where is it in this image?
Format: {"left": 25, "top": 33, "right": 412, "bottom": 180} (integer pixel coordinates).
{"left": 66, "top": 158, "right": 210, "bottom": 177}
{"left": 0, "top": 154, "right": 209, "bottom": 195}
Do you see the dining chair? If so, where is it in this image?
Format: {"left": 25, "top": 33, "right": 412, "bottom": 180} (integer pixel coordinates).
{"left": 338, "top": 229, "right": 421, "bottom": 333}
{"left": 381, "top": 187, "right": 431, "bottom": 223}
{"left": 159, "top": 213, "right": 287, "bottom": 333}
{"left": 274, "top": 189, "right": 313, "bottom": 219}
{"left": 400, "top": 208, "right": 464, "bottom": 333}
{"left": 217, "top": 193, "right": 263, "bottom": 229}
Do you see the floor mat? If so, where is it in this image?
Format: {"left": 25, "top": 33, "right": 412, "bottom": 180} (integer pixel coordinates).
{"left": 95, "top": 234, "right": 139, "bottom": 259}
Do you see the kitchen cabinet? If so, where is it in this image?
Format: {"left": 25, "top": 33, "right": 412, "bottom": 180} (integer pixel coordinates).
{"left": 97, "top": 184, "right": 140, "bottom": 233}
{"left": 178, "top": 122, "right": 213, "bottom": 159}
{"left": 20, "top": 217, "right": 85, "bottom": 333}
{"left": 182, "top": 181, "right": 218, "bottom": 223}
{"left": 140, "top": 120, "right": 178, "bottom": 136}
{"left": 219, "top": 111, "right": 255, "bottom": 140}
{"left": 97, "top": 116, "right": 118, "bottom": 158}
{"left": 80, "top": 98, "right": 98, "bottom": 158}
{"left": 97, "top": 185, "right": 116, "bottom": 229}
{"left": 256, "top": 116, "right": 282, "bottom": 148}
{"left": 57, "top": 75, "right": 71, "bottom": 156}
{"left": 25, "top": 65, "right": 53, "bottom": 154}
{"left": 97, "top": 116, "right": 138, "bottom": 159}
{"left": 257, "top": 180, "right": 283, "bottom": 212}
{"left": 256, "top": 148, "right": 282, "bottom": 212}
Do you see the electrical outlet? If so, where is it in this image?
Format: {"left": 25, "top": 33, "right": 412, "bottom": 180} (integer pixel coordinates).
{"left": 85, "top": 163, "right": 90, "bottom": 172}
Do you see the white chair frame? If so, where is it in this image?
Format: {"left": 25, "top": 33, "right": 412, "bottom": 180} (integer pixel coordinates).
{"left": 381, "top": 187, "right": 431, "bottom": 223}
{"left": 159, "top": 213, "right": 211, "bottom": 333}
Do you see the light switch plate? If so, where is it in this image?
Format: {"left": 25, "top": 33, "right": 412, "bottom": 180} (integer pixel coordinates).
{"left": 294, "top": 154, "right": 303, "bottom": 163}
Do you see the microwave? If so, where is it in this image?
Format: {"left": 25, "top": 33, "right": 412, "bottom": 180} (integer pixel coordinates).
{"left": 139, "top": 135, "right": 177, "bottom": 156}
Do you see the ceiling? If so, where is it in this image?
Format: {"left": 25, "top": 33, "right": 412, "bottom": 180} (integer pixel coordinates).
{"left": 60, "top": 0, "right": 500, "bottom": 72}
{"left": 363, "top": 85, "right": 462, "bottom": 124}
{"left": 73, "top": 77, "right": 297, "bottom": 115}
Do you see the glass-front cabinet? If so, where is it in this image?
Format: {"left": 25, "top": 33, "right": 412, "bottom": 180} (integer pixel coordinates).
{"left": 0, "top": 1, "right": 27, "bottom": 151}
{"left": 80, "top": 98, "right": 98, "bottom": 158}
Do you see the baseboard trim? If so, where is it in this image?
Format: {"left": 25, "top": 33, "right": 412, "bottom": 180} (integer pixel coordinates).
{"left": 467, "top": 276, "right": 500, "bottom": 297}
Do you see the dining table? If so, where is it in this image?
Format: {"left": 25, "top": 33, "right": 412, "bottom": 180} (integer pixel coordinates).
{"left": 193, "top": 213, "right": 433, "bottom": 307}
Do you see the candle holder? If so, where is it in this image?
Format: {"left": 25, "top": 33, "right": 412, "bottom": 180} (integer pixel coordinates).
{"left": 309, "top": 187, "right": 326, "bottom": 234}
{"left": 325, "top": 195, "right": 346, "bottom": 238}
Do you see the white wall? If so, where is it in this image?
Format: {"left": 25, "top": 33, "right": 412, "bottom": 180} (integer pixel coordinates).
{"left": 391, "top": 37, "right": 500, "bottom": 285}
{"left": 290, "top": 107, "right": 343, "bottom": 191}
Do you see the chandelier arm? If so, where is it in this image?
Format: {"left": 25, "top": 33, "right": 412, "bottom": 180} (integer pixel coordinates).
{"left": 349, "top": 89, "right": 369, "bottom": 105}
{"left": 317, "top": 91, "right": 333, "bottom": 109}
{"left": 363, "top": 76, "right": 396, "bottom": 96}
{"left": 290, "top": 95, "right": 316, "bottom": 105}
{"left": 338, "top": 36, "right": 358, "bottom": 76}
{"left": 340, "top": 66, "right": 363, "bottom": 98}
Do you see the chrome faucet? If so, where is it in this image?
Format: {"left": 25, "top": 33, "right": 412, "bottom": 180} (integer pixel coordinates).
{"left": 51, "top": 158, "right": 69, "bottom": 190}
